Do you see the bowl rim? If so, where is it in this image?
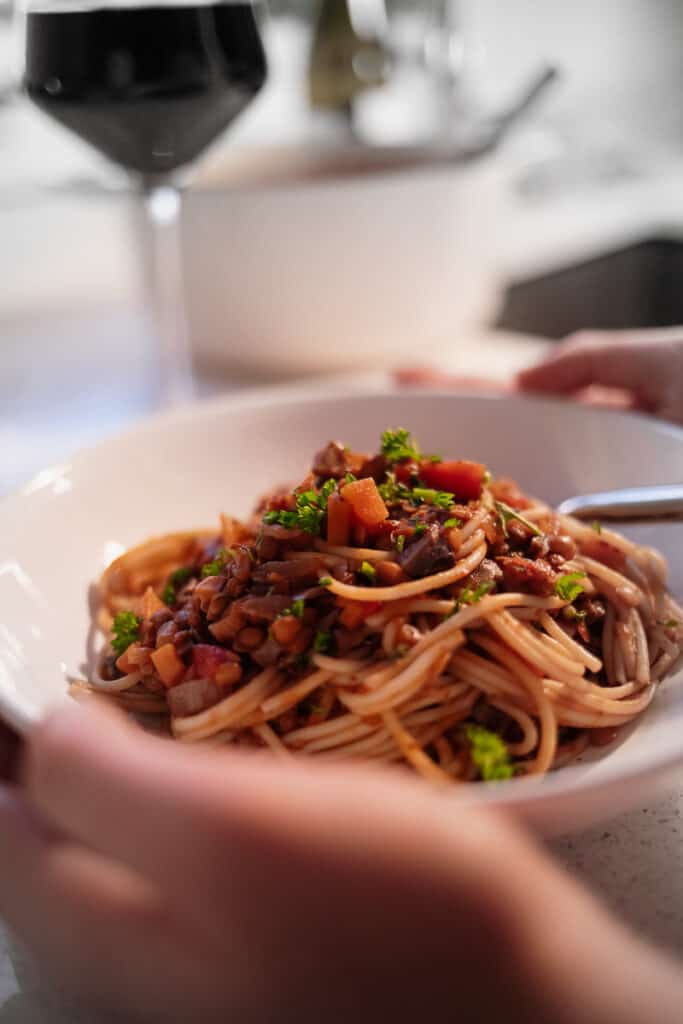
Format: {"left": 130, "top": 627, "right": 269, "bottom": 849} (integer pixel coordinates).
{"left": 3, "top": 385, "right": 683, "bottom": 812}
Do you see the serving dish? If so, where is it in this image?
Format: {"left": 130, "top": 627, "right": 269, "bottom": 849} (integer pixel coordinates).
{"left": 1, "top": 388, "right": 681, "bottom": 835}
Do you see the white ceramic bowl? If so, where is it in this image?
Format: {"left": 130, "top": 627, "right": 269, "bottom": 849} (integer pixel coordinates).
{"left": 1, "top": 388, "right": 682, "bottom": 836}
{"left": 182, "top": 156, "right": 504, "bottom": 377}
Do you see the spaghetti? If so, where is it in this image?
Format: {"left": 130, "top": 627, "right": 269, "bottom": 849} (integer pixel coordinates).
{"left": 80, "top": 429, "right": 683, "bottom": 784}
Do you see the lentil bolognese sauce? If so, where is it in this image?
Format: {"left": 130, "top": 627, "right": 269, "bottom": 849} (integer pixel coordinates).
{"left": 76, "top": 429, "right": 683, "bottom": 783}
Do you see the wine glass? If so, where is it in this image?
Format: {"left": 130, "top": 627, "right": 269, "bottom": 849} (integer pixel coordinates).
{"left": 21, "top": 0, "right": 267, "bottom": 405}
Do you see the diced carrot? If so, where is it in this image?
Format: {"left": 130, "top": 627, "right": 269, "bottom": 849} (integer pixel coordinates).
{"left": 326, "top": 492, "right": 352, "bottom": 546}
{"left": 338, "top": 599, "right": 383, "bottom": 629}
{"left": 142, "top": 585, "right": 165, "bottom": 619}
{"left": 418, "top": 460, "right": 485, "bottom": 501}
{"left": 340, "top": 477, "right": 388, "bottom": 527}
{"left": 151, "top": 643, "right": 186, "bottom": 688}
{"left": 115, "top": 643, "right": 139, "bottom": 675}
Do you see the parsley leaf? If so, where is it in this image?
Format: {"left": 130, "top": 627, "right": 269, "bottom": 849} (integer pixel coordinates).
{"left": 443, "top": 517, "right": 462, "bottom": 529}
{"left": 395, "top": 534, "right": 406, "bottom": 554}
{"left": 313, "top": 630, "right": 332, "bottom": 654}
{"left": 378, "top": 472, "right": 412, "bottom": 504}
{"left": 111, "top": 610, "right": 141, "bottom": 657}
{"left": 358, "top": 561, "right": 377, "bottom": 584}
{"left": 494, "top": 500, "right": 543, "bottom": 538}
{"left": 201, "top": 548, "right": 232, "bottom": 578}
{"left": 449, "top": 581, "right": 494, "bottom": 617}
{"left": 263, "top": 481, "right": 337, "bottom": 536}
{"left": 162, "top": 566, "right": 193, "bottom": 606}
{"left": 319, "top": 576, "right": 333, "bottom": 587}
{"left": 591, "top": 520, "right": 602, "bottom": 535}
{"left": 562, "top": 605, "right": 587, "bottom": 622}
{"left": 412, "top": 486, "right": 454, "bottom": 509}
{"left": 380, "top": 428, "right": 421, "bottom": 464}
{"left": 413, "top": 523, "right": 427, "bottom": 538}
{"left": 465, "top": 724, "right": 514, "bottom": 782}
{"left": 555, "top": 572, "right": 587, "bottom": 602}
{"left": 280, "top": 598, "right": 305, "bottom": 619}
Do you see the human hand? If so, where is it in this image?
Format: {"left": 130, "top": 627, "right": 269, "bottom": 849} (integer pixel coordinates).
{"left": 0, "top": 700, "right": 681, "bottom": 1023}
{"left": 0, "top": 719, "right": 20, "bottom": 783}
{"left": 517, "top": 328, "right": 683, "bottom": 424}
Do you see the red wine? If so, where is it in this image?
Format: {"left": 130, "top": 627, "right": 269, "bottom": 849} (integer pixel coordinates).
{"left": 24, "top": 3, "right": 267, "bottom": 176}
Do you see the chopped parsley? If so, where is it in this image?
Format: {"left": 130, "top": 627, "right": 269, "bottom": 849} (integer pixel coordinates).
{"left": 378, "top": 472, "right": 411, "bottom": 504}
{"left": 395, "top": 534, "right": 406, "bottom": 554}
{"left": 555, "top": 572, "right": 587, "bottom": 602}
{"left": 280, "top": 598, "right": 305, "bottom": 619}
{"left": 201, "top": 548, "right": 233, "bottom": 578}
{"left": 344, "top": 472, "right": 357, "bottom": 485}
{"left": 379, "top": 473, "right": 454, "bottom": 510}
{"left": 412, "top": 487, "right": 455, "bottom": 509}
{"left": 358, "top": 560, "right": 377, "bottom": 584}
{"left": 465, "top": 724, "right": 514, "bottom": 782}
{"left": 494, "top": 500, "right": 543, "bottom": 539}
{"left": 162, "top": 566, "right": 192, "bottom": 606}
{"left": 443, "top": 517, "right": 462, "bottom": 530}
{"left": 111, "top": 610, "right": 141, "bottom": 657}
{"left": 380, "top": 428, "right": 421, "bottom": 464}
{"left": 591, "top": 520, "right": 602, "bottom": 535}
{"left": 449, "top": 581, "right": 494, "bottom": 617}
{"left": 429, "top": 454, "right": 443, "bottom": 463}
{"left": 660, "top": 618, "right": 680, "bottom": 630}
{"left": 562, "top": 605, "right": 587, "bottom": 622}
{"left": 413, "top": 523, "right": 427, "bottom": 538}
{"left": 313, "top": 630, "right": 332, "bottom": 654}
{"left": 319, "top": 576, "right": 333, "bottom": 588}
{"left": 263, "top": 479, "right": 337, "bottom": 536}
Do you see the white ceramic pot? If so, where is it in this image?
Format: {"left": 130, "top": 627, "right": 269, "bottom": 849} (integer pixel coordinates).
{"left": 182, "top": 150, "right": 505, "bottom": 378}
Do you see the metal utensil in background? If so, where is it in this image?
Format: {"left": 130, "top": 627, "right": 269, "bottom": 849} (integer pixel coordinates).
{"left": 557, "top": 484, "right": 683, "bottom": 523}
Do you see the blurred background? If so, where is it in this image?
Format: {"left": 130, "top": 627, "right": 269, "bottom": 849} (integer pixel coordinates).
{"left": 4, "top": 0, "right": 683, "bottom": 492}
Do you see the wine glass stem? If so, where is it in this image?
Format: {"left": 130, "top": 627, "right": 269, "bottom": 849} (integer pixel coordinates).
{"left": 142, "top": 183, "right": 195, "bottom": 408}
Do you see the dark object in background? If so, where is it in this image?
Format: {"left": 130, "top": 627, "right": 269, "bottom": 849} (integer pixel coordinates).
{"left": 24, "top": 3, "right": 267, "bottom": 176}
{"left": 498, "top": 239, "right": 683, "bottom": 339}
{"left": 309, "top": 0, "right": 385, "bottom": 111}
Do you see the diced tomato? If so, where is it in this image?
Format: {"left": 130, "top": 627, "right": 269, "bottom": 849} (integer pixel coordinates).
{"left": 489, "top": 477, "right": 532, "bottom": 510}
{"left": 340, "top": 477, "right": 388, "bottom": 527}
{"left": 394, "top": 461, "right": 420, "bottom": 484}
{"left": 418, "top": 460, "right": 485, "bottom": 501}
{"left": 192, "top": 644, "right": 235, "bottom": 682}
{"left": 338, "top": 599, "right": 382, "bottom": 629}
{"left": 151, "top": 644, "right": 186, "bottom": 688}
{"left": 326, "top": 492, "right": 352, "bottom": 546}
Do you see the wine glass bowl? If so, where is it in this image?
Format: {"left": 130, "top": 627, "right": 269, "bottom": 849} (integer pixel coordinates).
{"left": 23, "top": 1, "right": 267, "bottom": 180}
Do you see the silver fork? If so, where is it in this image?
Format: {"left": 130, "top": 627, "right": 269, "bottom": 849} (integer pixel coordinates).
{"left": 557, "top": 484, "right": 683, "bottom": 522}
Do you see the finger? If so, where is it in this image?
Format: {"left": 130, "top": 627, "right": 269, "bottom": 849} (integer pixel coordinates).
{"left": 0, "top": 784, "right": 153, "bottom": 946}
{"left": 25, "top": 700, "right": 242, "bottom": 905}
{"left": 0, "top": 785, "right": 206, "bottom": 1017}
{"left": 395, "top": 368, "right": 516, "bottom": 393}
{"left": 0, "top": 720, "right": 21, "bottom": 782}
{"left": 516, "top": 336, "right": 600, "bottom": 393}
